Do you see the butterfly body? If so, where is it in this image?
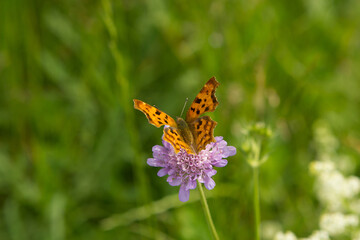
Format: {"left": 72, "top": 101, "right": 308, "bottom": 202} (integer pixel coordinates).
{"left": 175, "top": 117, "right": 196, "bottom": 152}
{"left": 134, "top": 77, "right": 219, "bottom": 154}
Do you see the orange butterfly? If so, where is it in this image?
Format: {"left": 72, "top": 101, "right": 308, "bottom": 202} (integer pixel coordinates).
{"left": 134, "top": 77, "right": 219, "bottom": 154}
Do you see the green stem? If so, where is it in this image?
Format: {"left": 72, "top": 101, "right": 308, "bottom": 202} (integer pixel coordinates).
{"left": 197, "top": 180, "right": 220, "bottom": 240}
{"left": 253, "top": 166, "right": 260, "bottom": 240}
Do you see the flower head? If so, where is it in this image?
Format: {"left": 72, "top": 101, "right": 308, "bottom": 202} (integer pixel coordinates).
{"left": 147, "top": 136, "right": 236, "bottom": 202}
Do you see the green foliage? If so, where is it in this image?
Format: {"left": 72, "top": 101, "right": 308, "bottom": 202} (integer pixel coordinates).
{"left": 1, "top": 0, "right": 360, "bottom": 239}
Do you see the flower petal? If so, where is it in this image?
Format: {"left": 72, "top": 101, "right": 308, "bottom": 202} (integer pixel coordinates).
{"left": 213, "top": 159, "right": 228, "bottom": 167}
{"left": 186, "top": 180, "right": 197, "bottom": 190}
{"left": 152, "top": 145, "right": 165, "bottom": 153}
{"left": 167, "top": 176, "right": 182, "bottom": 186}
{"left": 205, "top": 169, "right": 217, "bottom": 177}
{"left": 215, "top": 136, "right": 223, "bottom": 142}
{"left": 179, "top": 185, "right": 190, "bottom": 202}
{"left": 223, "top": 146, "right": 237, "bottom": 157}
{"left": 204, "top": 176, "right": 216, "bottom": 190}
{"left": 147, "top": 158, "right": 164, "bottom": 167}
{"left": 157, "top": 168, "right": 168, "bottom": 177}
{"left": 217, "top": 139, "right": 228, "bottom": 148}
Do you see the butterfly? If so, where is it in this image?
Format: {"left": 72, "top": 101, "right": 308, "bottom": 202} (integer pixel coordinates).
{"left": 133, "top": 77, "right": 219, "bottom": 154}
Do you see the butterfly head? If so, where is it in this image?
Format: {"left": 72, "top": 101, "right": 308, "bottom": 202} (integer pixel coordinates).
{"left": 176, "top": 117, "right": 187, "bottom": 128}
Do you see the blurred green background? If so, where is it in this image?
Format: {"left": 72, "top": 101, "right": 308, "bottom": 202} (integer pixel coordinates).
{"left": 1, "top": 0, "right": 360, "bottom": 239}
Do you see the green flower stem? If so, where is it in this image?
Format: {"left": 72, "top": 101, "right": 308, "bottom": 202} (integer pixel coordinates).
{"left": 197, "top": 180, "right": 220, "bottom": 240}
{"left": 253, "top": 166, "right": 260, "bottom": 240}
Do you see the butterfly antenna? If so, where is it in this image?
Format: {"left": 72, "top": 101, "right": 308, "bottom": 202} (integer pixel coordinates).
{"left": 180, "top": 98, "right": 189, "bottom": 117}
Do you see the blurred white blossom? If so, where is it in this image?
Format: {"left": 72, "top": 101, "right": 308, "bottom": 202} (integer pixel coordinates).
{"left": 274, "top": 230, "right": 330, "bottom": 240}
{"left": 320, "top": 212, "right": 358, "bottom": 236}
{"left": 275, "top": 122, "right": 360, "bottom": 239}
{"left": 274, "top": 231, "right": 297, "bottom": 240}
{"left": 262, "top": 221, "right": 282, "bottom": 240}
{"left": 310, "top": 122, "right": 360, "bottom": 212}
{"left": 300, "top": 230, "right": 329, "bottom": 240}
{"left": 311, "top": 166, "right": 360, "bottom": 210}
{"left": 310, "top": 161, "right": 335, "bottom": 174}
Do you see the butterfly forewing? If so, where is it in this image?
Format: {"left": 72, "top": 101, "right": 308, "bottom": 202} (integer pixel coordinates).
{"left": 185, "top": 77, "right": 220, "bottom": 123}
{"left": 133, "top": 99, "right": 177, "bottom": 128}
{"left": 164, "top": 127, "right": 194, "bottom": 154}
{"left": 189, "top": 116, "right": 217, "bottom": 152}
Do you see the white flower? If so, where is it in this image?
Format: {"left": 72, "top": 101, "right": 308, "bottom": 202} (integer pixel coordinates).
{"left": 274, "top": 231, "right": 297, "bottom": 240}
{"left": 320, "top": 212, "right": 359, "bottom": 236}
{"left": 278, "top": 124, "right": 360, "bottom": 240}
{"left": 310, "top": 161, "right": 335, "bottom": 174}
{"left": 346, "top": 176, "right": 360, "bottom": 197}
{"left": 312, "top": 165, "right": 360, "bottom": 211}
{"left": 300, "top": 230, "right": 329, "bottom": 240}
{"left": 262, "top": 221, "right": 282, "bottom": 240}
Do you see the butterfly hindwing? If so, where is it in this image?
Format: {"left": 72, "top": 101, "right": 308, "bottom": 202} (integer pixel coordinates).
{"left": 185, "top": 77, "right": 219, "bottom": 123}
{"left": 189, "top": 116, "right": 217, "bottom": 152}
{"left": 164, "top": 127, "right": 194, "bottom": 154}
{"left": 133, "top": 99, "right": 177, "bottom": 128}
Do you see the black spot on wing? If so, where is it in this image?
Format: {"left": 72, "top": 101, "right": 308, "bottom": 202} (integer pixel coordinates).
{"left": 191, "top": 107, "right": 195, "bottom": 112}
{"left": 205, "top": 107, "right": 209, "bottom": 112}
{"left": 196, "top": 121, "right": 201, "bottom": 129}
{"left": 195, "top": 98, "right": 201, "bottom": 103}
{"left": 196, "top": 110, "right": 200, "bottom": 114}
{"left": 155, "top": 110, "right": 161, "bottom": 115}
{"left": 145, "top": 112, "right": 151, "bottom": 121}
{"left": 170, "top": 129, "right": 178, "bottom": 136}
{"left": 211, "top": 94, "right": 217, "bottom": 103}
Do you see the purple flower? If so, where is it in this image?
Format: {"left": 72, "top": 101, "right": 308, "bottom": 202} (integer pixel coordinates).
{"left": 147, "top": 136, "right": 236, "bottom": 202}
